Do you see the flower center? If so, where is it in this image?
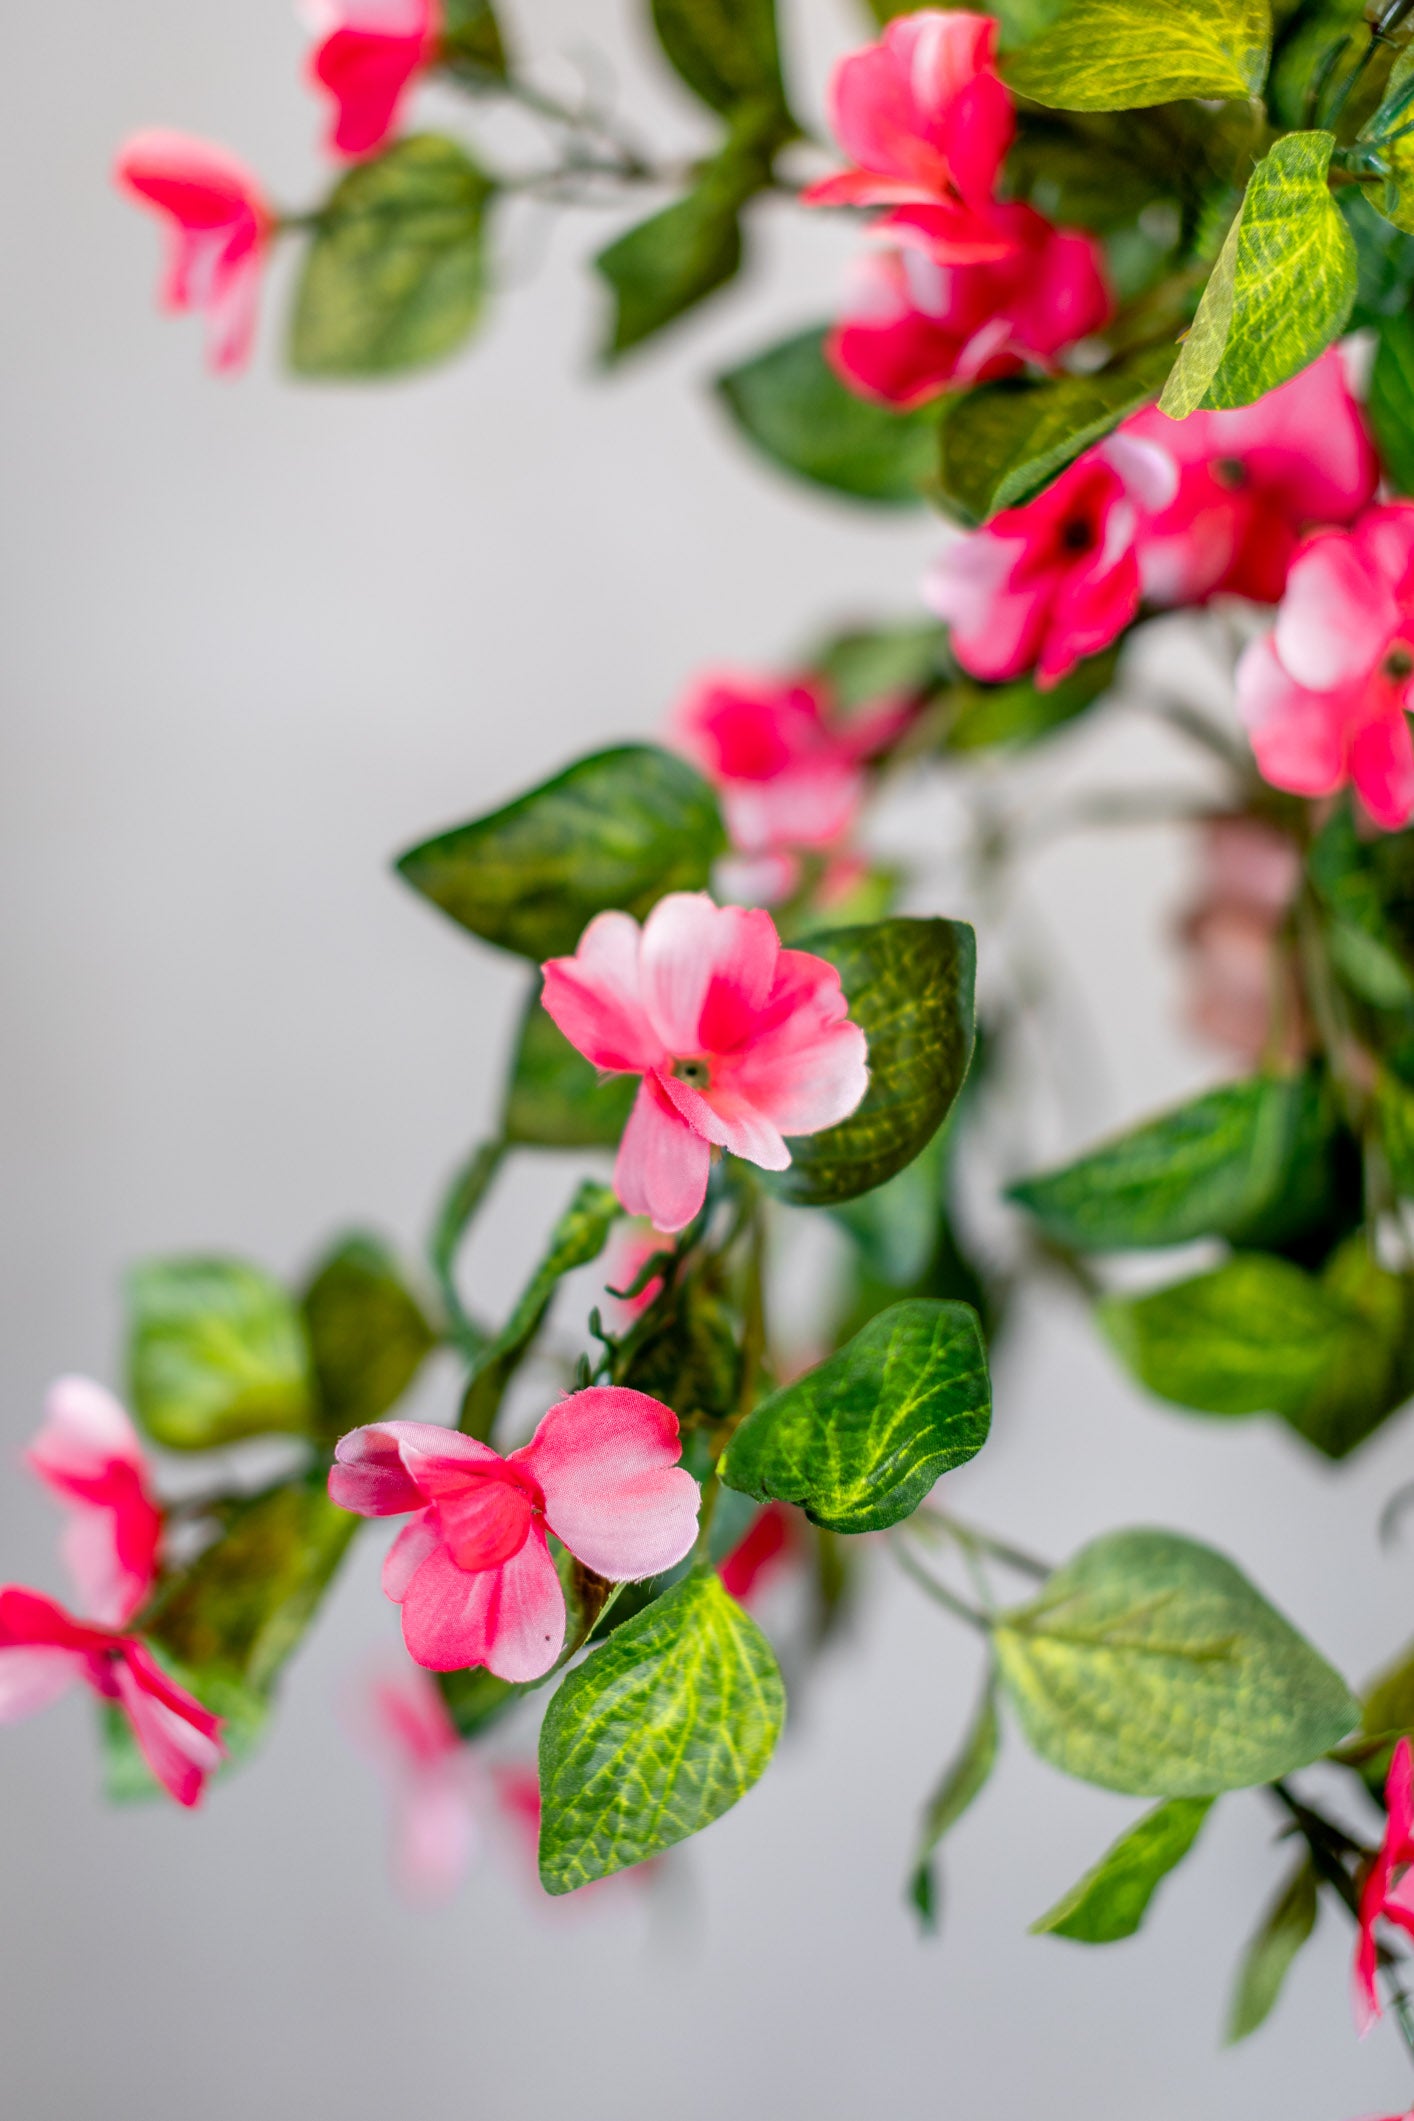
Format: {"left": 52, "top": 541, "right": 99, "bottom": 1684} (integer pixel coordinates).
{"left": 1212, "top": 456, "right": 1247, "bottom": 491}
{"left": 1383, "top": 645, "right": 1414, "bottom": 683}
{"left": 672, "top": 1056, "right": 712, "bottom": 1089}
{"left": 1059, "top": 517, "right": 1094, "bottom": 554}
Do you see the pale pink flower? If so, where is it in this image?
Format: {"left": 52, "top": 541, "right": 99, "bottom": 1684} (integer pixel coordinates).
{"left": 26, "top": 1376, "right": 162, "bottom": 1629}
{"left": 1125, "top": 349, "right": 1378, "bottom": 607}
{"left": 1236, "top": 505, "right": 1414, "bottom": 830}
{"left": 115, "top": 131, "right": 271, "bottom": 373}
{"left": 802, "top": 10, "right": 1015, "bottom": 261}
{"left": 1356, "top": 1738, "right": 1414, "bottom": 2031}
{"left": 927, "top": 435, "right": 1177, "bottom": 688}
{"left": 541, "top": 893, "right": 870, "bottom": 1232}
{"left": 0, "top": 1586, "right": 223, "bottom": 1806}
{"left": 603, "top": 1222, "right": 666, "bottom": 1324}
{"left": 306, "top": 0, "right": 439, "bottom": 159}
{"left": 830, "top": 206, "right": 1111, "bottom": 409}
{"left": 363, "top": 1669, "right": 478, "bottom": 1899}
{"left": 329, "top": 1394, "right": 701, "bottom": 1681}
{"left": 1178, "top": 818, "right": 1305, "bottom": 1065}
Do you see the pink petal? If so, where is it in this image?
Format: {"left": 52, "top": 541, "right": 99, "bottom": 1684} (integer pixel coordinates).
{"left": 1350, "top": 697, "right": 1414, "bottom": 831}
{"left": 0, "top": 1584, "right": 111, "bottom": 1655}
{"left": 658, "top": 1069, "right": 792, "bottom": 1170}
{"left": 368, "top": 1668, "right": 460, "bottom": 1768}
{"left": 310, "top": 27, "right": 427, "bottom": 158}
{"left": 113, "top": 1645, "right": 224, "bottom": 1808}
{"left": 614, "top": 1075, "right": 712, "bottom": 1233}
{"left": 1275, "top": 534, "right": 1391, "bottom": 693}
{"left": 433, "top": 1474, "right": 535, "bottom": 1572}
{"left": 114, "top": 130, "right": 268, "bottom": 225}
{"left": 540, "top": 910, "right": 661, "bottom": 1073}
{"left": 30, "top": 1376, "right": 145, "bottom": 1483}
{"left": 515, "top": 1387, "right": 701, "bottom": 1580}
{"left": 28, "top": 1376, "right": 162, "bottom": 1626}
{"left": 940, "top": 68, "right": 1014, "bottom": 206}
{"left": 0, "top": 1646, "right": 87, "bottom": 1722}
{"left": 383, "top": 1513, "right": 441, "bottom": 1600}
{"left": 394, "top": 1772, "right": 478, "bottom": 1900}
{"left": 330, "top": 1421, "right": 500, "bottom": 1517}
{"left": 639, "top": 893, "right": 779, "bottom": 1055}
{"left": 398, "top": 1531, "right": 566, "bottom": 1681}
{"left": 1236, "top": 635, "right": 1348, "bottom": 798}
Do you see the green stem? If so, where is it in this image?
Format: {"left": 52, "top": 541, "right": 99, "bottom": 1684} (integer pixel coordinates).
{"left": 892, "top": 1539, "right": 993, "bottom": 1635}
{"left": 918, "top": 1506, "right": 1053, "bottom": 1583}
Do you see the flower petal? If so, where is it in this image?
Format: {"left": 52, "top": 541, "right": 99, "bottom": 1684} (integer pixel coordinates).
{"left": 614, "top": 1075, "right": 712, "bottom": 1233}
{"left": 0, "top": 1647, "right": 86, "bottom": 1722}
{"left": 1236, "top": 634, "right": 1347, "bottom": 798}
{"left": 539, "top": 909, "right": 660, "bottom": 1073}
{"left": 330, "top": 1421, "right": 499, "bottom": 1516}
{"left": 398, "top": 1530, "right": 566, "bottom": 1681}
{"left": 1275, "top": 534, "right": 1391, "bottom": 693}
{"left": 639, "top": 893, "right": 779, "bottom": 1054}
{"left": 113, "top": 1642, "right": 224, "bottom": 1808}
{"left": 383, "top": 1513, "right": 441, "bottom": 1601}
{"left": 515, "top": 1387, "right": 701, "bottom": 1579}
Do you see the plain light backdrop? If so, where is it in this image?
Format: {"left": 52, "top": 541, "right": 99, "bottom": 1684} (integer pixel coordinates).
{"left": 0, "top": 2, "right": 1409, "bottom": 2114}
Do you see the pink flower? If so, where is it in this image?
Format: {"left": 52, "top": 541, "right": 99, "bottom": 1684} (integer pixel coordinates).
{"left": 830, "top": 206, "right": 1111, "bottom": 409}
{"left": 1177, "top": 819, "right": 1305, "bottom": 1065}
{"left": 1356, "top": 1738, "right": 1414, "bottom": 2031}
{"left": 363, "top": 1669, "right": 478, "bottom": 1899}
{"left": 803, "top": 10, "right": 1015, "bottom": 261}
{"left": 114, "top": 131, "right": 272, "bottom": 373}
{"left": 0, "top": 1586, "right": 223, "bottom": 1806}
{"left": 541, "top": 894, "right": 870, "bottom": 1233}
{"left": 603, "top": 1222, "right": 666, "bottom": 1323}
{"left": 719, "top": 1503, "right": 798, "bottom": 1604}
{"left": 927, "top": 435, "right": 1177, "bottom": 688}
{"left": 329, "top": 1394, "right": 701, "bottom": 1682}
{"left": 1236, "top": 505, "right": 1414, "bottom": 831}
{"left": 26, "top": 1376, "right": 162, "bottom": 1629}
{"left": 1126, "top": 350, "right": 1378, "bottom": 607}
{"left": 306, "top": 0, "right": 439, "bottom": 159}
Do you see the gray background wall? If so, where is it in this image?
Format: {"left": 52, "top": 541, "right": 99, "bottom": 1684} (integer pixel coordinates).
{"left": 0, "top": 2, "right": 1409, "bottom": 2114}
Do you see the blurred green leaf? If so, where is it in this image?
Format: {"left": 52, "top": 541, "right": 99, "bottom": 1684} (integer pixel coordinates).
{"left": 503, "top": 985, "right": 639, "bottom": 1149}
{"left": 301, "top": 1232, "right": 436, "bottom": 1436}
{"left": 438, "top": 0, "right": 509, "bottom": 83}
{"left": 771, "top": 917, "right": 976, "bottom": 1206}
{"left": 943, "top": 648, "right": 1119, "bottom": 750}
{"left": 397, "top": 744, "right": 725, "bottom": 960}
{"left": 909, "top": 1675, "right": 1000, "bottom": 1930}
{"left": 721, "top": 1298, "right": 990, "bottom": 1532}
{"left": 1370, "top": 310, "right": 1414, "bottom": 495}
{"left": 1352, "top": 1636, "right": 1414, "bottom": 1788}
{"left": 538, "top": 1570, "right": 783, "bottom": 1890}
{"left": 650, "top": 0, "right": 791, "bottom": 116}
{"left": 809, "top": 618, "right": 951, "bottom": 710}
{"left": 291, "top": 135, "right": 492, "bottom": 378}
{"left": 436, "top": 1665, "right": 523, "bottom": 1739}
{"left": 127, "top": 1257, "right": 314, "bottom": 1450}
{"left": 1225, "top": 1856, "right": 1319, "bottom": 2042}
{"left": 1160, "top": 133, "right": 1355, "bottom": 417}
{"left": 1031, "top": 1796, "right": 1213, "bottom": 1941}
{"left": 716, "top": 327, "right": 941, "bottom": 505}
{"left": 994, "top": 1528, "right": 1359, "bottom": 1795}
{"left": 1005, "top": 0, "right": 1271, "bottom": 107}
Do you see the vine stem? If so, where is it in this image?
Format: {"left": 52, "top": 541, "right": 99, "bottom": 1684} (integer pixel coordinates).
{"left": 891, "top": 1539, "right": 992, "bottom": 1635}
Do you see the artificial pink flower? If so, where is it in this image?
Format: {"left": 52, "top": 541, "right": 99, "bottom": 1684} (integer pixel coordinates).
{"left": 0, "top": 1586, "right": 223, "bottom": 1806}
{"left": 363, "top": 1668, "right": 478, "bottom": 1899}
{"left": 830, "top": 206, "right": 1111, "bottom": 409}
{"left": 927, "top": 435, "right": 1177, "bottom": 688}
{"left": 1236, "top": 505, "right": 1414, "bottom": 831}
{"left": 603, "top": 1222, "right": 666, "bottom": 1323}
{"left": 1177, "top": 818, "right": 1305, "bottom": 1065}
{"left": 719, "top": 1503, "right": 799, "bottom": 1605}
{"left": 26, "top": 1376, "right": 162, "bottom": 1629}
{"left": 1356, "top": 1737, "right": 1414, "bottom": 2031}
{"left": 306, "top": 0, "right": 439, "bottom": 159}
{"left": 115, "top": 131, "right": 272, "bottom": 373}
{"left": 329, "top": 1395, "right": 701, "bottom": 1682}
{"left": 1126, "top": 349, "right": 1378, "bottom": 607}
{"left": 803, "top": 10, "right": 1015, "bottom": 261}
{"left": 541, "top": 894, "right": 870, "bottom": 1232}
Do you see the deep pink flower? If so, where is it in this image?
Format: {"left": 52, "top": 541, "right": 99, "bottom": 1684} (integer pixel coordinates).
{"left": 803, "top": 10, "right": 1015, "bottom": 261}
{"left": 719, "top": 1503, "right": 798, "bottom": 1605}
{"left": 1125, "top": 350, "right": 1378, "bottom": 607}
{"left": 1236, "top": 505, "right": 1414, "bottom": 831}
{"left": 830, "top": 206, "right": 1111, "bottom": 409}
{"left": 363, "top": 1668, "right": 478, "bottom": 1899}
{"left": 329, "top": 1395, "right": 701, "bottom": 1681}
{"left": 541, "top": 893, "right": 870, "bottom": 1232}
{"left": 1356, "top": 1738, "right": 1414, "bottom": 2030}
{"left": 0, "top": 1586, "right": 223, "bottom": 1806}
{"left": 115, "top": 131, "right": 271, "bottom": 373}
{"left": 927, "top": 435, "right": 1177, "bottom": 687}
{"left": 306, "top": 0, "right": 438, "bottom": 159}
{"left": 26, "top": 1376, "right": 162, "bottom": 1629}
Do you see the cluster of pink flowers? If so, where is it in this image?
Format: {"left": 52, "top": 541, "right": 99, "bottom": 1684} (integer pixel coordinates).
{"left": 115, "top": 0, "right": 438, "bottom": 371}
{"left": 0, "top": 1379, "right": 223, "bottom": 1806}
{"left": 805, "top": 12, "right": 1112, "bottom": 406}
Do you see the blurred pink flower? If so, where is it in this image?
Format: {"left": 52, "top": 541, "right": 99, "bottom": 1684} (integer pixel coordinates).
{"left": 363, "top": 1668, "right": 478, "bottom": 1899}
{"left": 114, "top": 131, "right": 271, "bottom": 373}
{"left": 829, "top": 206, "right": 1111, "bottom": 409}
{"left": 541, "top": 894, "right": 869, "bottom": 1231}
{"left": 1177, "top": 819, "right": 1305, "bottom": 1065}
{"left": 305, "top": 0, "right": 438, "bottom": 158}
{"left": 1236, "top": 505, "right": 1414, "bottom": 830}
{"left": 1126, "top": 350, "right": 1378, "bottom": 607}
{"left": 719, "top": 1503, "right": 799, "bottom": 1604}
{"left": 26, "top": 1376, "right": 161, "bottom": 1629}
{"left": 927, "top": 435, "right": 1176, "bottom": 687}
{"left": 329, "top": 1395, "right": 700, "bottom": 1680}
{"left": 1356, "top": 1737, "right": 1414, "bottom": 2031}
{"left": 803, "top": 10, "right": 1015, "bottom": 262}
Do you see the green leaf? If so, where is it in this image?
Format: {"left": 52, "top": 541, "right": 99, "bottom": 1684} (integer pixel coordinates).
{"left": 809, "top": 618, "right": 951, "bottom": 711}
{"left": 770, "top": 916, "right": 976, "bottom": 1206}
{"left": 1225, "top": 1856, "right": 1319, "bottom": 2042}
{"left": 720, "top": 1298, "right": 990, "bottom": 1532}
{"left": 1005, "top": 0, "right": 1271, "bottom": 108}
{"left": 1100, "top": 1242, "right": 1414, "bottom": 1459}
{"left": 1370, "top": 311, "right": 1414, "bottom": 496}
{"left": 716, "top": 327, "right": 940, "bottom": 505}
{"left": 1009, "top": 1070, "right": 1341, "bottom": 1253}
{"left": 459, "top": 1181, "right": 620, "bottom": 1438}
{"left": 937, "top": 346, "right": 1174, "bottom": 523}
{"left": 1160, "top": 133, "right": 1356, "bottom": 418}
{"left": 596, "top": 158, "right": 746, "bottom": 359}
{"left": 437, "top": 1665, "right": 523, "bottom": 1740}
{"left": 995, "top": 1528, "right": 1359, "bottom": 1796}
{"left": 649, "top": 0, "right": 790, "bottom": 116}
{"left": 438, "top": 0, "right": 508, "bottom": 84}
{"left": 1352, "top": 1635, "right": 1414, "bottom": 1787}
{"left": 127, "top": 1257, "right": 314, "bottom": 1450}
{"left": 147, "top": 1474, "right": 358, "bottom": 1702}
{"left": 909, "top": 1674, "right": 1000, "bottom": 1929}
{"left": 537, "top": 1570, "right": 784, "bottom": 1891}
{"left": 301, "top": 1232, "right": 436, "bottom": 1436}
{"left": 1308, "top": 799, "right": 1414, "bottom": 1010}
{"left": 943, "top": 647, "right": 1119, "bottom": 750}
{"left": 869, "top": 0, "right": 1067, "bottom": 44}
{"left": 290, "top": 135, "right": 492, "bottom": 379}
{"left": 397, "top": 744, "right": 725, "bottom": 960}
{"left": 1031, "top": 1796, "right": 1213, "bottom": 1942}
{"left": 502, "top": 984, "right": 638, "bottom": 1148}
